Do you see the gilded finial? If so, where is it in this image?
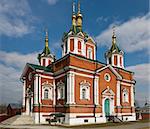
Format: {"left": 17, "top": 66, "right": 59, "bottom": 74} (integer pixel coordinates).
{"left": 112, "top": 26, "right": 116, "bottom": 44}
{"left": 45, "top": 28, "right": 49, "bottom": 47}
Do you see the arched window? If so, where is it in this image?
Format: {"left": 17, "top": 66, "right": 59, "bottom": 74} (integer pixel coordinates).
{"left": 80, "top": 80, "right": 90, "bottom": 100}
{"left": 44, "top": 89, "right": 49, "bottom": 99}
{"left": 57, "top": 81, "right": 65, "bottom": 100}
{"left": 122, "top": 88, "right": 129, "bottom": 103}
{"left": 87, "top": 47, "right": 92, "bottom": 59}
{"left": 42, "top": 81, "right": 53, "bottom": 100}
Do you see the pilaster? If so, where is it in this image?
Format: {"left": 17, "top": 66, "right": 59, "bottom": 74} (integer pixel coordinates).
{"left": 116, "top": 80, "right": 121, "bottom": 106}
{"left": 67, "top": 72, "right": 75, "bottom": 104}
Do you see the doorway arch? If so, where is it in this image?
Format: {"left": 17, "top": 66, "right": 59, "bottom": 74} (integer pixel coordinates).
{"left": 104, "top": 98, "right": 110, "bottom": 116}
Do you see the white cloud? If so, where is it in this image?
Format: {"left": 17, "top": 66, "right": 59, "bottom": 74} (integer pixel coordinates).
{"left": 0, "top": 50, "right": 39, "bottom": 104}
{"left": 0, "top": 0, "right": 34, "bottom": 37}
{"left": 47, "top": 0, "right": 58, "bottom": 5}
{"left": 127, "top": 63, "right": 150, "bottom": 86}
{"left": 95, "top": 13, "right": 150, "bottom": 54}
{"left": 0, "top": 51, "right": 39, "bottom": 69}
{"left": 126, "top": 63, "right": 150, "bottom": 106}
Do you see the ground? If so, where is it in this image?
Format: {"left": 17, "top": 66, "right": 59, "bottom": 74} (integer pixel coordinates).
{"left": 0, "top": 120, "right": 149, "bottom": 129}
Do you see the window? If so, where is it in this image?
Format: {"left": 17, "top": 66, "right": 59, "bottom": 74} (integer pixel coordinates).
{"left": 87, "top": 47, "right": 92, "bottom": 59}
{"left": 120, "top": 57, "right": 122, "bottom": 66}
{"left": 43, "top": 59, "right": 46, "bottom": 66}
{"left": 57, "top": 81, "right": 65, "bottom": 99}
{"left": 78, "top": 41, "right": 82, "bottom": 53}
{"left": 44, "top": 89, "right": 49, "bottom": 99}
{"left": 122, "top": 89, "right": 129, "bottom": 103}
{"left": 104, "top": 73, "right": 111, "bottom": 82}
{"left": 82, "top": 88, "right": 86, "bottom": 99}
{"left": 70, "top": 39, "right": 74, "bottom": 52}
{"left": 42, "top": 81, "right": 53, "bottom": 100}
{"left": 80, "top": 80, "right": 90, "bottom": 100}
{"left": 114, "top": 55, "right": 117, "bottom": 66}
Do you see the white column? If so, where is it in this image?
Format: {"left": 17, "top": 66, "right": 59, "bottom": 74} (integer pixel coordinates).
{"left": 53, "top": 79, "right": 56, "bottom": 105}
{"left": 117, "top": 55, "right": 120, "bottom": 67}
{"left": 116, "top": 80, "right": 121, "bottom": 106}
{"left": 22, "top": 80, "right": 26, "bottom": 107}
{"left": 70, "top": 73, "right": 75, "bottom": 104}
{"left": 131, "top": 84, "right": 134, "bottom": 107}
{"left": 34, "top": 74, "right": 39, "bottom": 105}
{"left": 39, "top": 75, "right": 41, "bottom": 103}
{"left": 94, "top": 77, "right": 99, "bottom": 105}
{"left": 112, "top": 55, "right": 114, "bottom": 66}
{"left": 67, "top": 38, "right": 70, "bottom": 54}
{"left": 67, "top": 72, "right": 75, "bottom": 104}
{"left": 74, "top": 37, "right": 78, "bottom": 54}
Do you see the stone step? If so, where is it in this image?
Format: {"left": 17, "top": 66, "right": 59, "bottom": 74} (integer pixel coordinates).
{"left": 1, "top": 115, "right": 20, "bottom": 125}
{"left": 11, "top": 115, "right": 34, "bottom": 125}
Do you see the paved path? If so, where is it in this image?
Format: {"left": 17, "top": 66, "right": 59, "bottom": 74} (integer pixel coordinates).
{"left": 0, "top": 122, "right": 149, "bottom": 129}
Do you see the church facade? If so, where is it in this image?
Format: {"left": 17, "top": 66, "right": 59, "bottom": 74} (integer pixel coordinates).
{"left": 21, "top": 2, "right": 136, "bottom": 125}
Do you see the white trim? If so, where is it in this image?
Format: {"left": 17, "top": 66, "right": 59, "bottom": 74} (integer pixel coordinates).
{"left": 34, "top": 74, "right": 39, "bottom": 105}
{"left": 67, "top": 72, "right": 75, "bottom": 104}
{"left": 130, "top": 84, "right": 134, "bottom": 107}
{"left": 40, "top": 75, "right": 53, "bottom": 79}
{"left": 80, "top": 80, "right": 91, "bottom": 100}
{"left": 54, "top": 73, "right": 66, "bottom": 79}
{"left": 121, "top": 82, "right": 132, "bottom": 86}
{"left": 96, "top": 65, "right": 122, "bottom": 80}
{"left": 122, "top": 88, "right": 129, "bottom": 103}
{"left": 94, "top": 77, "right": 99, "bottom": 105}
{"left": 122, "top": 79, "right": 135, "bottom": 84}
{"left": 57, "top": 80, "right": 65, "bottom": 100}
{"left": 69, "top": 66, "right": 95, "bottom": 74}
{"left": 22, "top": 80, "right": 26, "bottom": 106}
{"left": 53, "top": 79, "right": 56, "bottom": 105}
{"left": 104, "top": 73, "right": 111, "bottom": 82}
{"left": 85, "top": 42, "right": 95, "bottom": 47}
{"left": 116, "top": 81, "right": 121, "bottom": 106}
{"left": 39, "top": 76, "right": 41, "bottom": 103}
{"left": 42, "top": 82, "right": 53, "bottom": 100}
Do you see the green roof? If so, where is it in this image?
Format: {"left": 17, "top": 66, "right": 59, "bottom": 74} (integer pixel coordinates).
{"left": 62, "top": 25, "right": 89, "bottom": 41}
{"left": 27, "top": 63, "right": 52, "bottom": 72}
{"left": 109, "top": 43, "right": 121, "bottom": 53}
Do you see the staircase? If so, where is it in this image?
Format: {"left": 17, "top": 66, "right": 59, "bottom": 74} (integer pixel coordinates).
{"left": 11, "top": 115, "right": 34, "bottom": 125}
{"left": 107, "top": 115, "right": 123, "bottom": 123}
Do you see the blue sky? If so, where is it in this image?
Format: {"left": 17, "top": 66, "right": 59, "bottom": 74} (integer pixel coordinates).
{"left": 0, "top": 0, "right": 149, "bottom": 107}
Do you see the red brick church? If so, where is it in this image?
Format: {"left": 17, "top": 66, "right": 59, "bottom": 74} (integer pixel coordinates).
{"left": 21, "top": 2, "right": 136, "bottom": 125}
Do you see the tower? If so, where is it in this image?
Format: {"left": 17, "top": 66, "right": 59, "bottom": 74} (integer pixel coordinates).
{"left": 38, "top": 30, "right": 55, "bottom": 67}
{"left": 61, "top": 1, "right": 96, "bottom": 60}
{"left": 105, "top": 27, "right": 124, "bottom": 68}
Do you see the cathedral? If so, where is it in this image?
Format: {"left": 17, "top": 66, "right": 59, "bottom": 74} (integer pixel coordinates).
{"left": 21, "top": 2, "right": 136, "bottom": 125}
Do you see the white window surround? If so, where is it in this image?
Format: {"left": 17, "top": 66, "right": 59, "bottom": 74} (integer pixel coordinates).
{"left": 87, "top": 47, "right": 93, "bottom": 59}
{"left": 80, "top": 80, "right": 91, "bottom": 100}
{"left": 42, "top": 81, "right": 53, "bottom": 100}
{"left": 122, "top": 88, "right": 129, "bottom": 103}
{"left": 57, "top": 80, "right": 65, "bottom": 99}
{"left": 104, "top": 73, "right": 111, "bottom": 82}
{"left": 102, "top": 86, "right": 115, "bottom": 116}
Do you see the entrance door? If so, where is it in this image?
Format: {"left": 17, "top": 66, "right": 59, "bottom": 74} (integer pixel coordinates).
{"left": 104, "top": 99, "right": 110, "bottom": 116}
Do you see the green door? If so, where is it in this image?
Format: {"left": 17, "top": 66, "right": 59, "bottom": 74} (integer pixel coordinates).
{"left": 104, "top": 99, "right": 110, "bottom": 116}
